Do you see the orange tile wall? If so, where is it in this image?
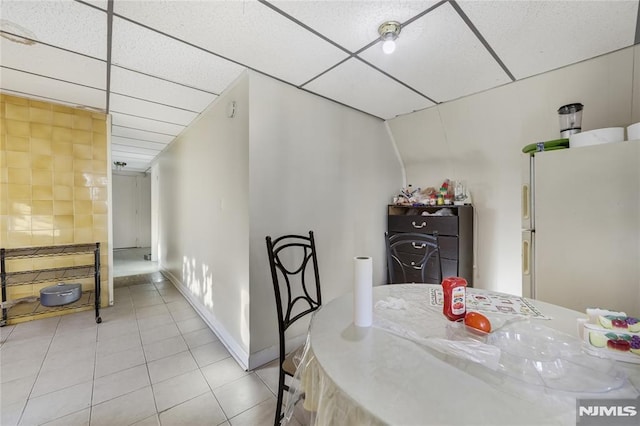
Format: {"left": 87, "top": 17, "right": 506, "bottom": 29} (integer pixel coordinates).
{"left": 0, "top": 93, "right": 109, "bottom": 311}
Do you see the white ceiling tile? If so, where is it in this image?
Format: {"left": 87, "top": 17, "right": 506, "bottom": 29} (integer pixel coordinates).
{"left": 111, "top": 136, "right": 168, "bottom": 152}
{"left": 109, "top": 93, "right": 198, "bottom": 126}
{"left": 111, "top": 143, "right": 162, "bottom": 157}
{"left": 458, "top": 0, "right": 638, "bottom": 79}
{"left": 111, "top": 150, "right": 156, "bottom": 161}
{"left": 360, "top": 2, "right": 511, "bottom": 103}
{"left": 111, "top": 17, "right": 245, "bottom": 93}
{"left": 110, "top": 112, "right": 185, "bottom": 136}
{"left": 111, "top": 126, "right": 175, "bottom": 144}
{"left": 1, "top": 37, "right": 106, "bottom": 89}
{"left": 0, "top": 68, "right": 105, "bottom": 110}
{"left": 110, "top": 66, "right": 217, "bottom": 112}
{"left": 304, "top": 58, "right": 434, "bottom": 119}
{"left": 113, "top": 0, "right": 348, "bottom": 86}
{"left": 271, "top": 0, "right": 439, "bottom": 52}
{"left": 0, "top": 0, "right": 107, "bottom": 59}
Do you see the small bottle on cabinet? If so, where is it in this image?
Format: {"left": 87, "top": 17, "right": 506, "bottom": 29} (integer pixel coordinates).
{"left": 442, "top": 277, "right": 467, "bottom": 321}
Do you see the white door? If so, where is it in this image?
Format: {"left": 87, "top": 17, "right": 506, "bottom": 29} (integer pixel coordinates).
{"left": 113, "top": 174, "right": 137, "bottom": 248}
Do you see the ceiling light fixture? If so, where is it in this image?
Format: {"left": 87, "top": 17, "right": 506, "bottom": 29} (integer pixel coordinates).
{"left": 378, "top": 21, "right": 401, "bottom": 55}
{"left": 113, "top": 161, "right": 127, "bottom": 170}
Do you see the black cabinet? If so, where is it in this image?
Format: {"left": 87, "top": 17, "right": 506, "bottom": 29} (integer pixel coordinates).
{"left": 387, "top": 205, "right": 474, "bottom": 286}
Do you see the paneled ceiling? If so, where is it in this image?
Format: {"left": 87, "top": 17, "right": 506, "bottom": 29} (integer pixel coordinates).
{"left": 1, "top": 0, "right": 639, "bottom": 172}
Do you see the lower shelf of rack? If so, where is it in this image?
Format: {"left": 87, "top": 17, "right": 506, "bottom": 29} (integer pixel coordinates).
{"left": 2, "top": 291, "right": 96, "bottom": 326}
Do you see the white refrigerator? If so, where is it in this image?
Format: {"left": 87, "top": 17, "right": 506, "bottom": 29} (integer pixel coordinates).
{"left": 521, "top": 140, "right": 640, "bottom": 314}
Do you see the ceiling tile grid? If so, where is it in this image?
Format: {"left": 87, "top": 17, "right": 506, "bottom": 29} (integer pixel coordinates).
{"left": 304, "top": 57, "right": 434, "bottom": 119}
{"left": 1, "top": 37, "right": 107, "bottom": 90}
{"left": 270, "top": 0, "right": 440, "bottom": 52}
{"left": 109, "top": 93, "right": 198, "bottom": 127}
{"left": 359, "top": 2, "right": 512, "bottom": 103}
{"left": 110, "top": 66, "right": 217, "bottom": 112}
{"left": 0, "top": 67, "right": 106, "bottom": 110}
{"left": 1, "top": 0, "right": 638, "bottom": 172}
{"left": 113, "top": 0, "right": 350, "bottom": 86}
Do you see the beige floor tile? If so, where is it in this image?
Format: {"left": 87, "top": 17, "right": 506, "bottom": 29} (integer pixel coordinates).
{"left": 0, "top": 374, "right": 37, "bottom": 406}
{"left": 31, "top": 358, "right": 95, "bottom": 398}
{"left": 96, "top": 330, "right": 142, "bottom": 356}
{"left": 213, "top": 373, "right": 274, "bottom": 419}
{"left": 175, "top": 316, "right": 207, "bottom": 334}
{"left": 147, "top": 350, "right": 198, "bottom": 384}
{"left": 136, "top": 312, "right": 174, "bottom": 331}
{"left": 228, "top": 397, "right": 277, "bottom": 426}
{"left": 190, "top": 340, "right": 231, "bottom": 367}
{"left": 42, "top": 346, "right": 95, "bottom": 371}
{"left": 96, "top": 318, "right": 139, "bottom": 341}
{"left": 92, "top": 364, "right": 150, "bottom": 405}
{"left": 1, "top": 399, "right": 26, "bottom": 426}
{"left": 0, "top": 356, "right": 44, "bottom": 384}
{"left": 95, "top": 345, "right": 146, "bottom": 378}
{"left": 20, "top": 380, "right": 92, "bottom": 426}
{"left": 140, "top": 322, "right": 180, "bottom": 346}
{"left": 158, "top": 392, "right": 226, "bottom": 426}
{"left": 48, "top": 328, "right": 97, "bottom": 354}
{"left": 136, "top": 304, "right": 170, "bottom": 319}
{"left": 182, "top": 327, "right": 219, "bottom": 349}
{"left": 254, "top": 359, "right": 280, "bottom": 395}
{"left": 143, "top": 334, "right": 188, "bottom": 363}
{"left": 201, "top": 357, "right": 250, "bottom": 389}
{"left": 130, "top": 414, "right": 160, "bottom": 426}
{"left": 151, "top": 370, "right": 210, "bottom": 412}
{"left": 89, "top": 386, "right": 156, "bottom": 426}
{"left": 41, "top": 408, "right": 90, "bottom": 426}
{"left": 1, "top": 336, "right": 51, "bottom": 365}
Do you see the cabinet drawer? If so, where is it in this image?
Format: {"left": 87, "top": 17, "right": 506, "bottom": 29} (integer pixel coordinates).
{"left": 389, "top": 253, "right": 457, "bottom": 284}
{"left": 388, "top": 215, "right": 458, "bottom": 236}
{"left": 388, "top": 233, "right": 458, "bottom": 260}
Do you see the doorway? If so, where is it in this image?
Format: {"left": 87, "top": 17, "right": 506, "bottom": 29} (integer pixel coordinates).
{"left": 112, "top": 172, "right": 158, "bottom": 277}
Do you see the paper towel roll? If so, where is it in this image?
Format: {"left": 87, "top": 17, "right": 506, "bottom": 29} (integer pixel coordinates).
{"left": 354, "top": 256, "right": 373, "bottom": 327}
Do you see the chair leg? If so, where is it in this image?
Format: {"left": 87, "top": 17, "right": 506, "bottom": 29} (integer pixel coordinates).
{"left": 274, "top": 369, "right": 286, "bottom": 426}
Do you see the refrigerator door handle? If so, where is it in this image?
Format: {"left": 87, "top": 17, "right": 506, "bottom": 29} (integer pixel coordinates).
{"left": 522, "top": 184, "right": 530, "bottom": 222}
{"left": 522, "top": 239, "right": 530, "bottom": 276}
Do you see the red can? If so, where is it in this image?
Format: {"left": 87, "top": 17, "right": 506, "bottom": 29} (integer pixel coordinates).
{"left": 442, "top": 277, "right": 467, "bottom": 321}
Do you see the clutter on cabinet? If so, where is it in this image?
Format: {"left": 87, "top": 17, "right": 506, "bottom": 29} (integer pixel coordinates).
{"left": 393, "top": 179, "right": 471, "bottom": 206}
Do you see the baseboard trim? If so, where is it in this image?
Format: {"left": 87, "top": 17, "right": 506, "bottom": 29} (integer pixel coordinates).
{"left": 161, "top": 269, "right": 250, "bottom": 370}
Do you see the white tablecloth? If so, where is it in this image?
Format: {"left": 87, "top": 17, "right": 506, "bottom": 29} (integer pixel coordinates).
{"left": 291, "top": 284, "right": 640, "bottom": 426}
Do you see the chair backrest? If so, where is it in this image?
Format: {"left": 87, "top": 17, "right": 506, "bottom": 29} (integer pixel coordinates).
{"left": 266, "top": 231, "right": 322, "bottom": 340}
{"left": 386, "top": 232, "right": 442, "bottom": 284}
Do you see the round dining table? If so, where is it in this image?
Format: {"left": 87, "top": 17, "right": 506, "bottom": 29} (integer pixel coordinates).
{"left": 294, "top": 284, "right": 640, "bottom": 426}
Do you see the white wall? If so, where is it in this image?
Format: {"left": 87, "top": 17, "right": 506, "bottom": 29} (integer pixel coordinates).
{"left": 112, "top": 172, "right": 151, "bottom": 248}
{"left": 247, "top": 72, "right": 403, "bottom": 363}
{"left": 156, "top": 73, "right": 251, "bottom": 362}
{"left": 388, "top": 45, "right": 640, "bottom": 295}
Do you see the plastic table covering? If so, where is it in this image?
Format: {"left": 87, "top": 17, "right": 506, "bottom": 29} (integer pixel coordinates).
{"left": 289, "top": 284, "right": 640, "bottom": 426}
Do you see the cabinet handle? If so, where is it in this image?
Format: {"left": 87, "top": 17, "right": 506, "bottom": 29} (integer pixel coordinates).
{"left": 410, "top": 262, "right": 423, "bottom": 270}
{"left": 411, "top": 243, "right": 426, "bottom": 249}
{"left": 411, "top": 221, "right": 427, "bottom": 229}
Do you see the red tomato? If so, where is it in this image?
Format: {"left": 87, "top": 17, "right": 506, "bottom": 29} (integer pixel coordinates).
{"left": 464, "top": 312, "right": 491, "bottom": 333}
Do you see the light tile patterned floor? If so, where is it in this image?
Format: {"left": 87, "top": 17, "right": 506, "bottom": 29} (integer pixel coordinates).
{"left": 0, "top": 272, "right": 305, "bottom": 426}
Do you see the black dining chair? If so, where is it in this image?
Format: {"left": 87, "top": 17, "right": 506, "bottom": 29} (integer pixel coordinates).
{"left": 265, "top": 231, "right": 322, "bottom": 426}
{"left": 386, "top": 231, "right": 443, "bottom": 284}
